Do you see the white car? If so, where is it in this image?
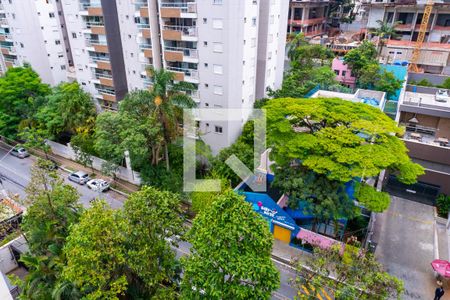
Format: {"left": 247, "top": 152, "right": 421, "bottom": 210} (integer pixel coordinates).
{"left": 86, "top": 179, "right": 110, "bottom": 192}
{"left": 436, "top": 89, "right": 450, "bottom": 103}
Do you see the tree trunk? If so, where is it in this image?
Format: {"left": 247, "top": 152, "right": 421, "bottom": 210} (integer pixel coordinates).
{"left": 164, "top": 144, "right": 170, "bottom": 171}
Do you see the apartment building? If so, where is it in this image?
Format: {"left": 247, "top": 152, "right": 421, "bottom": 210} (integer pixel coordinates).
{"left": 287, "top": 0, "right": 329, "bottom": 36}
{"left": 0, "top": 0, "right": 70, "bottom": 85}
{"left": 365, "top": 0, "right": 450, "bottom": 73}
{"left": 384, "top": 85, "right": 450, "bottom": 202}
{"left": 0, "top": 0, "right": 288, "bottom": 154}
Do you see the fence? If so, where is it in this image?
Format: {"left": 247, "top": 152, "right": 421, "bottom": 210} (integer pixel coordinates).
{"left": 46, "top": 141, "right": 141, "bottom": 185}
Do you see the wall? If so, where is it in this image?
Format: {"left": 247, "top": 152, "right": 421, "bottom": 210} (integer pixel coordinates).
{"left": 408, "top": 72, "right": 449, "bottom": 85}
{"left": 0, "top": 243, "right": 17, "bottom": 275}
{"left": 405, "top": 85, "right": 441, "bottom": 94}
{"left": 46, "top": 141, "right": 141, "bottom": 185}
{"left": 331, "top": 58, "right": 356, "bottom": 87}
{"left": 404, "top": 140, "right": 450, "bottom": 166}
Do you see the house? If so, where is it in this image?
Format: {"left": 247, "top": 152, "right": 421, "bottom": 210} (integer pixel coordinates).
{"left": 332, "top": 57, "right": 356, "bottom": 88}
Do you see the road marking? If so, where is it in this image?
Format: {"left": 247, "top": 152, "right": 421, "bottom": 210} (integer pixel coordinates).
{"left": 322, "top": 288, "right": 332, "bottom": 300}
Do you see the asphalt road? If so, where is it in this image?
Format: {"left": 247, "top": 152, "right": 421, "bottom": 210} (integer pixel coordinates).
{"left": 0, "top": 146, "right": 298, "bottom": 299}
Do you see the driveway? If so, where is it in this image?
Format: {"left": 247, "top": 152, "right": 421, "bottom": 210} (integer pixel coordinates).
{"left": 373, "top": 196, "right": 445, "bottom": 300}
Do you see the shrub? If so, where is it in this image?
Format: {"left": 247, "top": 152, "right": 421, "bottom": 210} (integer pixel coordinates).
{"left": 436, "top": 194, "right": 450, "bottom": 218}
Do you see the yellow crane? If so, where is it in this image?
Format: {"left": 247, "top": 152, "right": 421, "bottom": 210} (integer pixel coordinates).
{"left": 408, "top": 0, "right": 434, "bottom": 73}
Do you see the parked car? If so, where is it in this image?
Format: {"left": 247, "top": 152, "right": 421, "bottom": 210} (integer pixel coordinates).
{"left": 86, "top": 179, "right": 110, "bottom": 192}
{"left": 68, "top": 171, "right": 90, "bottom": 185}
{"left": 10, "top": 147, "right": 29, "bottom": 159}
{"left": 436, "top": 89, "right": 450, "bottom": 102}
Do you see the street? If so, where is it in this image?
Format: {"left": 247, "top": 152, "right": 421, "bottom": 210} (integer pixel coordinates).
{"left": 372, "top": 196, "right": 446, "bottom": 300}
{"left": 0, "top": 147, "right": 298, "bottom": 299}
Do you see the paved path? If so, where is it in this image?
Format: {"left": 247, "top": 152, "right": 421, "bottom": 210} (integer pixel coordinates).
{"left": 373, "top": 196, "right": 446, "bottom": 300}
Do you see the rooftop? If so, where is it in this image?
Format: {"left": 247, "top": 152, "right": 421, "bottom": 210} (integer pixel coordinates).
{"left": 311, "top": 89, "right": 386, "bottom": 109}
{"left": 402, "top": 91, "right": 450, "bottom": 111}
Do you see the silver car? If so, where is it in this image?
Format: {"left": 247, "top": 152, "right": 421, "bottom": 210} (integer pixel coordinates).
{"left": 68, "top": 171, "right": 90, "bottom": 185}
{"left": 10, "top": 147, "right": 29, "bottom": 159}
{"left": 86, "top": 179, "right": 110, "bottom": 192}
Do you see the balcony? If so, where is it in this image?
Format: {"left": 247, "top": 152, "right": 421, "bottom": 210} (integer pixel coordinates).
{"left": 1, "top": 45, "right": 16, "bottom": 55}
{"left": 166, "top": 66, "right": 199, "bottom": 83}
{"left": 162, "top": 25, "right": 197, "bottom": 41}
{"left": 94, "top": 72, "right": 114, "bottom": 87}
{"left": 140, "top": 7, "right": 149, "bottom": 18}
{"left": 86, "top": 39, "right": 108, "bottom": 52}
{"left": 0, "top": 33, "right": 12, "bottom": 41}
{"left": 80, "top": 0, "right": 102, "bottom": 15}
{"left": 0, "top": 19, "right": 8, "bottom": 26}
{"left": 4, "top": 57, "right": 17, "bottom": 68}
{"left": 84, "top": 21, "right": 106, "bottom": 34}
{"left": 164, "top": 46, "right": 198, "bottom": 62}
{"left": 137, "top": 22, "right": 150, "bottom": 29}
{"left": 135, "top": 0, "right": 148, "bottom": 10}
{"left": 160, "top": 2, "right": 197, "bottom": 18}
{"left": 90, "top": 56, "right": 111, "bottom": 70}
{"left": 288, "top": 17, "right": 326, "bottom": 26}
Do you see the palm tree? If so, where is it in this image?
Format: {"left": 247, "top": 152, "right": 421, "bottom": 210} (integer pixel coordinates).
{"left": 147, "top": 67, "right": 196, "bottom": 171}
{"left": 287, "top": 32, "right": 308, "bottom": 62}
{"left": 371, "top": 20, "right": 401, "bottom": 57}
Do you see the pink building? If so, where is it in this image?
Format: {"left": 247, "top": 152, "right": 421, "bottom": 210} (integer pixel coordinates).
{"left": 332, "top": 58, "right": 356, "bottom": 88}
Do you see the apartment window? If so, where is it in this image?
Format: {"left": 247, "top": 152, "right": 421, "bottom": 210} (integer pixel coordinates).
{"left": 214, "top": 126, "right": 223, "bottom": 134}
{"left": 49, "top": 12, "right": 55, "bottom": 18}
{"left": 58, "top": 53, "right": 64, "bottom": 58}
{"left": 130, "top": 52, "right": 134, "bottom": 57}
{"left": 268, "top": 34, "right": 273, "bottom": 43}
{"left": 253, "top": 0, "right": 257, "bottom": 4}
{"left": 213, "top": 64, "right": 223, "bottom": 74}
{"left": 212, "top": 19, "right": 223, "bottom": 29}
{"left": 270, "top": 15, "right": 274, "bottom": 24}
{"left": 203, "top": 18, "right": 207, "bottom": 24}
{"left": 37, "top": 12, "right": 41, "bottom": 16}
{"left": 334, "top": 70, "right": 339, "bottom": 75}
{"left": 252, "top": 17, "right": 257, "bottom": 26}
{"left": 20, "top": 42, "right": 23, "bottom": 48}
{"left": 204, "top": 83, "right": 209, "bottom": 88}
{"left": 204, "top": 63, "right": 208, "bottom": 67}
{"left": 203, "top": 41, "right": 208, "bottom": 46}
{"left": 243, "top": 60, "right": 245, "bottom": 65}
{"left": 342, "top": 71, "right": 346, "bottom": 76}
{"left": 267, "top": 68, "right": 271, "bottom": 76}
{"left": 213, "top": 0, "right": 223, "bottom": 4}
{"left": 244, "top": 17, "right": 247, "bottom": 23}
{"left": 268, "top": 51, "right": 272, "bottom": 60}
{"left": 72, "top": 32, "right": 77, "bottom": 38}
{"left": 61, "top": 65, "right": 66, "bottom": 70}
{"left": 55, "top": 40, "right": 61, "bottom": 45}
{"left": 213, "top": 85, "right": 223, "bottom": 95}
{"left": 213, "top": 42, "right": 223, "bottom": 53}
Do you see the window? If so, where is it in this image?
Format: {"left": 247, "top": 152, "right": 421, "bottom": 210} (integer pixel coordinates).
{"left": 55, "top": 39, "right": 61, "bottom": 45}
{"left": 61, "top": 65, "right": 66, "bottom": 70}
{"left": 204, "top": 83, "right": 209, "bottom": 88}
{"left": 212, "top": 19, "right": 223, "bottom": 29}
{"left": 268, "top": 34, "right": 273, "bottom": 43}
{"left": 203, "top": 18, "right": 207, "bottom": 24}
{"left": 204, "top": 63, "right": 208, "bottom": 67}
{"left": 213, "top": 64, "right": 223, "bottom": 74}
{"left": 58, "top": 53, "right": 64, "bottom": 58}
{"left": 213, "top": 42, "right": 223, "bottom": 53}
{"left": 49, "top": 12, "right": 55, "bottom": 18}
{"left": 342, "top": 71, "right": 346, "bottom": 76}
{"left": 334, "top": 70, "right": 339, "bottom": 75}
{"left": 213, "top": 0, "right": 223, "bottom": 4}
{"left": 20, "top": 42, "right": 23, "bottom": 48}
{"left": 270, "top": 15, "right": 274, "bottom": 24}
{"left": 72, "top": 32, "right": 77, "bottom": 38}
{"left": 214, "top": 126, "right": 223, "bottom": 134}
{"left": 130, "top": 52, "right": 134, "bottom": 57}
{"left": 203, "top": 41, "right": 208, "bottom": 46}
{"left": 268, "top": 51, "right": 272, "bottom": 60}
{"left": 252, "top": 17, "right": 257, "bottom": 26}
{"left": 213, "top": 85, "right": 223, "bottom": 95}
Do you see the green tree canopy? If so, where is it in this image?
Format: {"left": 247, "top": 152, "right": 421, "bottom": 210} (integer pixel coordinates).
{"left": 291, "top": 242, "right": 404, "bottom": 299}
{"left": 181, "top": 191, "right": 280, "bottom": 299}
{"left": 358, "top": 64, "right": 403, "bottom": 99}
{"left": 264, "top": 98, "right": 424, "bottom": 211}
{"left": 343, "top": 41, "right": 377, "bottom": 79}
{"left": 0, "top": 66, "right": 50, "bottom": 138}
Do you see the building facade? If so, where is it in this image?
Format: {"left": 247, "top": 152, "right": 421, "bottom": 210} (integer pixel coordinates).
{"left": 0, "top": 0, "right": 71, "bottom": 85}
{"left": 287, "top": 0, "right": 329, "bottom": 36}
{"left": 0, "top": 0, "right": 289, "bottom": 154}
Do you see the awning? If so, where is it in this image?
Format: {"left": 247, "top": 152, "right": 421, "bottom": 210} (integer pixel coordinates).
{"left": 296, "top": 228, "right": 340, "bottom": 249}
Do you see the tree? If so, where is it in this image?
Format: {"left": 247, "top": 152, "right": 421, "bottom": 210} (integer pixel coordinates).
{"left": 122, "top": 186, "right": 184, "bottom": 298}
{"left": 0, "top": 66, "right": 50, "bottom": 138}
{"left": 190, "top": 175, "right": 229, "bottom": 213}
{"left": 18, "top": 127, "right": 51, "bottom": 160}
{"left": 358, "top": 64, "right": 403, "bottom": 99}
{"left": 264, "top": 98, "right": 424, "bottom": 211}
{"left": 36, "top": 82, "right": 96, "bottom": 139}
{"left": 61, "top": 201, "right": 128, "bottom": 300}
{"left": 148, "top": 67, "right": 196, "bottom": 170}
{"left": 343, "top": 41, "right": 377, "bottom": 79}
{"left": 371, "top": 20, "right": 401, "bottom": 56}
{"left": 181, "top": 191, "right": 280, "bottom": 299}
{"left": 291, "top": 241, "right": 404, "bottom": 299}
{"left": 15, "top": 160, "right": 82, "bottom": 299}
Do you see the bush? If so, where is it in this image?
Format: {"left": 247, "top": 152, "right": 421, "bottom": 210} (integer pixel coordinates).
{"left": 416, "top": 79, "right": 433, "bottom": 87}
{"left": 436, "top": 194, "right": 450, "bottom": 218}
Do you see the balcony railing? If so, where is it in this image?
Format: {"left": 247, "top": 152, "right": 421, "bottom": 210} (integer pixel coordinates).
{"left": 85, "top": 21, "right": 105, "bottom": 28}
{"left": 139, "top": 43, "right": 152, "bottom": 50}
{"left": 163, "top": 25, "right": 197, "bottom": 37}
{"left": 4, "top": 57, "right": 17, "bottom": 64}
{"left": 97, "top": 87, "right": 115, "bottom": 95}
{"left": 137, "top": 23, "right": 150, "bottom": 29}
{"left": 165, "top": 46, "right": 198, "bottom": 58}
{"left": 86, "top": 39, "right": 107, "bottom": 46}
{"left": 0, "top": 19, "right": 8, "bottom": 26}
{"left": 1, "top": 45, "right": 16, "bottom": 52}
{"left": 94, "top": 72, "right": 112, "bottom": 79}
{"left": 80, "top": 0, "right": 102, "bottom": 10}
{"left": 135, "top": 0, "right": 148, "bottom": 9}
{"left": 166, "top": 66, "right": 199, "bottom": 79}
{"left": 160, "top": 2, "right": 197, "bottom": 13}
{"left": 90, "top": 56, "right": 110, "bottom": 63}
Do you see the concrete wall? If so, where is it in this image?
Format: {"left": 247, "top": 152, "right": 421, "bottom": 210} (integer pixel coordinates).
{"left": 46, "top": 141, "right": 141, "bottom": 185}
{"left": 405, "top": 85, "right": 441, "bottom": 94}
{"left": 419, "top": 170, "right": 450, "bottom": 195}
{"left": 408, "top": 73, "right": 449, "bottom": 85}
{"left": 0, "top": 243, "right": 18, "bottom": 275}
{"left": 405, "top": 140, "right": 450, "bottom": 166}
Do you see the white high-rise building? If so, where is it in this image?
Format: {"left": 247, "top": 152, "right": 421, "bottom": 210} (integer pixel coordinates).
{"left": 0, "top": 0, "right": 289, "bottom": 154}
{"left": 0, "top": 0, "right": 71, "bottom": 85}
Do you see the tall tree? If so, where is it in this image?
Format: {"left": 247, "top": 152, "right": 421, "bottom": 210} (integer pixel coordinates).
{"left": 36, "top": 82, "right": 96, "bottom": 139}
{"left": 371, "top": 20, "right": 401, "bottom": 56}
{"left": 148, "top": 67, "right": 196, "bottom": 170}
{"left": 343, "top": 41, "right": 378, "bottom": 79}
{"left": 358, "top": 64, "right": 403, "bottom": 99}
{"left": 291, "top": 241, "right": 404, "bottom": 299}
{"left": 122, "top": 186, "right": 184, "bottom": 298}
{"left": 61, "top": 201, "right": 128, "bottom": 300}
{"left": 0, "top": 66, "right": 50, "bottom": 138}
{"left": 181, "top": 191, "right": 280, "bottom": 299}
{"left": 15, "top": 160, "right": 82, "bottom": 299}
{"left": 264, "top": 98, "right": 424, "bottom": 212}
